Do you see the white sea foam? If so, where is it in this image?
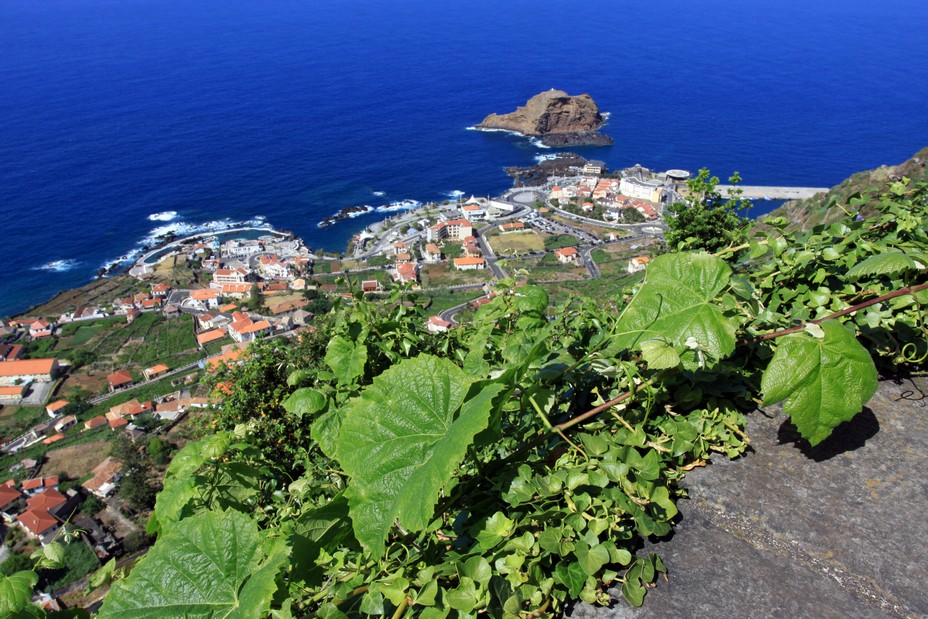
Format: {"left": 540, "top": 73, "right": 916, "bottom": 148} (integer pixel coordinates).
{"left": 372, "top": 191, "right": 386, "bottom": 197}
{"left": 99, "top": 217, "right": 274, "bottom": 273}
{"left": 34, "top": 259, "right": 79, "bottom": 273}
{"left": 375, "top": 199, "right": 421, "bottom": 213}
{"left": 534, "top": 154, "right": 561, "bottom": 163}
{"left": 347, "top": 205, "right": 374, "bottom": 218}
{"left": 528, "top": 137, "right": 551, "bottom": 149}
{"left": 444, "top": 190, "right": 466, "bottom": 198}
{"left": 467, "top": 125, "right": 528, "bottom": 138}
{"left": 147, "top": 210, "right": 178, "bottom": 222}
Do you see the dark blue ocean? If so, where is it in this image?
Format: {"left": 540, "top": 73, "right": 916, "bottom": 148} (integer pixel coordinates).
{"left": 1, "top": 0, "right": 927, "bottom": 316}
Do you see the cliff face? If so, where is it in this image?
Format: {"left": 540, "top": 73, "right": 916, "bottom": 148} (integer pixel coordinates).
{"left": 477, "top": 89, "right": 613, "bottom": 146}
{"left": 766, "top": 146, "right": 928, "bottom": 232}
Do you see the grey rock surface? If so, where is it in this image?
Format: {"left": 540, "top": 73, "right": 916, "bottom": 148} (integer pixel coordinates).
{"left": 570, "top": 376, "right": 928, "bottom": 619}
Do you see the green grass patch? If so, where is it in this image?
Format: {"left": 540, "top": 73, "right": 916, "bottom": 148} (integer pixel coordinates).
{"left": 420, "top": 264, "right": 489, "bottom": 288}
{"left": 117, "top": 314, "right": 198, "bottom": 367}
{"left": 440, "top": 244, "right": 464, "bottom": 259}
{"left": 543, "top": 234, "right": 581, "bottom": 250}
{"left": 488, "top": 231, "right": 544, "bottom": 254}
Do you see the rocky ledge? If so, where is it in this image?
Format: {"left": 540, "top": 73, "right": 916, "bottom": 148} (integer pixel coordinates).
{"left": 505, "top": 153, "right": 589, "bottom": 186}
{"left": 318, "top": 204, "right": 373, "bottom": 228}
{"left": 477, "top": 89, "right": 613, "bottom": 147}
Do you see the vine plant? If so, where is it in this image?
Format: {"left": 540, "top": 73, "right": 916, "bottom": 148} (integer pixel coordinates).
{"left": 4, "top": 181, "right": 927, "bottom": 618}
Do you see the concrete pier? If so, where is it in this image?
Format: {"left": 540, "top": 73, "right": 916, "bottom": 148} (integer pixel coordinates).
{"left": 715, "top": 185, "right": 829, "bottom": 200}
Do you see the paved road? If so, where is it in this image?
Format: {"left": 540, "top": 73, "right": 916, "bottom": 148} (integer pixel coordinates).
{"left": 570, "top": 376, "right": 928, "bottom": 619}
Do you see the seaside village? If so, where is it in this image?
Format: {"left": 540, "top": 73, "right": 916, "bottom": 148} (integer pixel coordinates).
{"left": 0, "top": 157, "right": 676, "bottom": 607}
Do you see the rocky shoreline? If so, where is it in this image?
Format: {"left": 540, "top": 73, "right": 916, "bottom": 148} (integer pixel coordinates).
{"left": 317, "top": 204, "right": 374, "bottom": 228}
{"left": 505, "top": 153, "right": 589, "bottom": 186}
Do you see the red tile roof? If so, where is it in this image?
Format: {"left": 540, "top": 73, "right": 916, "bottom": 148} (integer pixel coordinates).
{"left": 26, "top": 488, "right": 66, "bottom": 512}
{"left": 0, "top": 358, "right": 57, "bottom": 378}
{"left": 196, "top": 329, "right": 226, "bottom": 345}
{"left": 45, "top": 400, "right": 69, "bottom": 414}
{"left": 146, "top": 363, "right": 170, "bottom": 376}
{"left": 109, "top": 417, "right": 128, "bottom": 429}
{"left": 107, "top": 370, "right": 133, "bottom": 387}
{"left": 0, "top": 485, "right": 22, "bottom": 511}
{"left": 43, "top": 433, "right": 66, "bottom": 445}
{"left": 18, "top": 509, "right": 60, "bottom": 536}
{"left": 84, "top": 415, "right": 107, "bottom": 430}
{"left": 453, "top": 257, "right": 486, "bottom": 267}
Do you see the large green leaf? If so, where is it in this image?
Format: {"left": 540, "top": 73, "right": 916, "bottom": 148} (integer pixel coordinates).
{"left": 100, "top": 510, "right": 287, "bottom": 619}
{"left": 615, "top": 252, "right": 738, "bottom": 366}
{"left": 846, "top": 250, "right": 921, "bottom": 280}
{"left": 0, "top": 570, "right": 38, "bottom": 616}
{"left": 761, "top": 321, "right": 878, "bottom": 445}
{"left": 148, "top": 433, "right": 232, "bottom": 534}
{"left": 325, "top": 336, "right": 368, "bottom": 386}
{"left": 337, "top": 354, "right": 505, "bottom": 557}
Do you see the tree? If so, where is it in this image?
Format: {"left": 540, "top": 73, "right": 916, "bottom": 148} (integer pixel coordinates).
{"left": 203, "top": 336, "right": 328, "bottom": 471}
{"left": 664, "top": 168, "right": 750, "bottom": 253}
{"left": 111, "top": 435, "right": 158, "bottom": 512}
{"left": 248, "top": 283, "right": 263, "bottom": 311}
{"left": 622, "top": 207, "right": 646, "bottom": 223}
{"left": 146, "top": 436, "right": 172, "bottom": 466}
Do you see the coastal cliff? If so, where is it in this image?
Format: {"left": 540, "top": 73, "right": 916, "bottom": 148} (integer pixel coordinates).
{"left": 766, "top": 146, "right": 928, "bottom": 232}
{"left": 477, "top": 89, "right": 613, "bottom": 147}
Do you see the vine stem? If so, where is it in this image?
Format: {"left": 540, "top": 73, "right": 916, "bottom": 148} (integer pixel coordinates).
{"left": 741, "top": 281, "right": 928, "bottom": 345}
{"left": 390, "top": 597, "right": 409, "bottom": 619}
{"left": 493, "top": 372, "right": 666, "bottom": 471}
{"left": 556, "top": 372, "right": 666, "bottom": 432}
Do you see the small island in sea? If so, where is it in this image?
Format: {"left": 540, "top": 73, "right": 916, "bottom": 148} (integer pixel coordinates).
{"left": 476, "top": 89, "right": 613, "bottom": 147}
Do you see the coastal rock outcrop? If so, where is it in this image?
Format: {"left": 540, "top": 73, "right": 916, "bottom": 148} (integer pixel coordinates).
{"left": 477, "top": 89, "right": 613, "bottom": 147}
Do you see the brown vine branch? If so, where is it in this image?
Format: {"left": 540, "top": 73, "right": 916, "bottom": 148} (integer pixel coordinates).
{"left": 741, "top": 281, "right": 928, "bottom": 345}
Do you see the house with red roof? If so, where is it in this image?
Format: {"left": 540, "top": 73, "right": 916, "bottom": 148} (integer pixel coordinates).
{"left": 189, "top": 288, "right": 221, "bottom": 310}
{"left": 18, "top": 509, "right": 61, "bottom": 544}
{"left": 144, "top": 363, "right": 170, "bottom": 381}
{"left": 0, "top": 343, "right": 24, "bottom": 361}
{"left": 196, "top": 328, "right": 227, "bottom": 346}
{"left": 151, "top": 283, "right": 172, "bottom": 297}
{"left": 393, "top": 262, "right": 419, "bottom": 285}
{"left": 82, "top": 457, "right": 123, "bottom": 499}
{"left": 18, "top": 487, "right": 74, "bottom": 546}
{"left": 422, "top": 243, "right": 443, "bottom": 263}
{"left": 361, "top": 280, "right": 383, "bottom": 293}
{"left": 108, "top": 417, "right": 129, "bottom": 430}
{"left": 453, "top": 257, "right": 486, "bottom": 271}
{"left": 53, "top": 415, "right": 77, "bottom": 433}
{"left": 0, "top": 359, "right": 58, "bottom": 385}
{"left": 22, "top": 476, "right": 59, "bottom": 497}
{"left": 45, "top": 399, "right": 69, "bottom": 418}
{"left": 257, "top": 255, "right": 291, "bottom": 279}
{"left": 42, "top": 433, "right": 66, "bottom": 445}
{"left": 84, "top": 415, "right": 107, "bottom": 431}
{"left": 0, "top": 384, "right": 27, "bottom": 404}
{"left": 29, "top": 319, "right": 54, "bottom": 339}
{"left": 107, "top": 369, "right": 134, "bottom": 392}
{"left": 212, "top": 267, "right": 249, "bottom": 285}
{"left": 426, "top": 316, "right": 453, "bottom": 333}
{"left": 555, "top": 247, "right": 580, "bottom": 265}
{"left": 627, "top": 256, "right": 650, "bottom": 274}
{"left": 0, "top": 483, "right": 24, "bottom": 522}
